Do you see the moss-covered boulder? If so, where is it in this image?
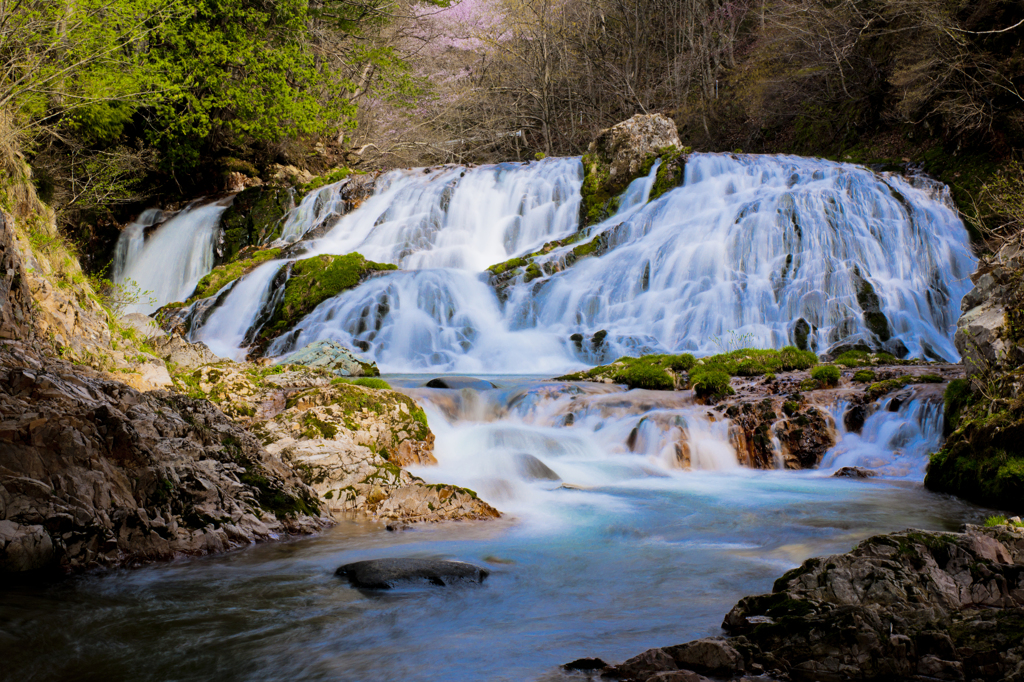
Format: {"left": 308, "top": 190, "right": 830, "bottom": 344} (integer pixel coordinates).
{"left": 218, "top": 186, "right": 294, "bottom": 263}
{"left": 257, "top": 252, "right": 397, "bottom": 347}
{"left": 581, "top": 114, "right": 686, "bottom": 225}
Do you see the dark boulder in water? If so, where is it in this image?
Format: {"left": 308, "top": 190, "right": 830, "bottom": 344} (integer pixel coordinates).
{"left": 336, "top": 558, "right": 490, "bottom": 589}
{"left": 424, "top": 377, "right": 496, "bottom": 390}
{"left": 832, "top": 466, "right": 878, "bottom": 478}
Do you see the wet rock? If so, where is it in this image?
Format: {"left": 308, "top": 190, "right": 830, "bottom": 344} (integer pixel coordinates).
{"left": 842, "top": 404, "right": 867, "bottom": 433}
{"left": 513, "top": 453, "right": 560, "bottom": 481}
{"left": 563, "top": 658, "right": 608, "bottom": 672}
{"left": 218, "top": 185, "right": 294, "bottom": 262}
{"left": 279, "top": 340, "right": 378, "bottom": 377}
{"left": 833, "top": 466, "right": 877, "bottom": 478}
{"left": 588, "top": 114, "right": 681, "bottom": 188}
{"left": 955, "top": 242, "right": 1024, "bottom": 375}
{"left": 336, "top": 558, "right": 489, "bottom": 589}
{"left": 425, "top": 377, "right": 497, "bottom": 390}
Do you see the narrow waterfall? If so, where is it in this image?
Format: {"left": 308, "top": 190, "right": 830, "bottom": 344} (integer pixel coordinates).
{"left": 114, "top": 200, "right": 228, "bottom": 314}
{"left": 111, "top": 208, "right": 162, "bottom": 283}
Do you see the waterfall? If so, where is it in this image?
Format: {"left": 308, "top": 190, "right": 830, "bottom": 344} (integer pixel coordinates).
{"left": 192, "top": 261, "right": 287, "bottom": 360}
{"left": 111, "top": 208, "right": 162, "bottom": 283}
{"left": 113, "top": 200, "right": 228, "bottom": 314}
{"left": 184, "top": 153, "right": 974, "bottom": 370}
{"left": 818, "top": 386, "right": 945, "bottom": 480}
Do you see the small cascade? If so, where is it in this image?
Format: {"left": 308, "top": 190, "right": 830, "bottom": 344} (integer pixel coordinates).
{"left": 192, "top": 261, "right": 287, "bottom": 360}
{"left": 111, "top": 208, "right": 162, "bottom": 283}
{"left": 819, "top": 385, "right": 945, "bottom": 480}
{"left": 114, "top": 200, "right": 228, "bottom": 314}
{"left": 406, "top": 381, "right": 740, "bottom": 521}
{"left": 283, "top": 157, "right": 583, "bottom": 270}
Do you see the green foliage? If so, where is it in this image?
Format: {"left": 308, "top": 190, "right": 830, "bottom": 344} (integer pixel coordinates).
{"left": 332, "top": 377, "right": 392, "bottom": 390}
{"left": 297, "top": 168, "right": 352, "bottom": 197}
{"left": 147, "top": 0, "right": 356, "bottom": 171}
{"left": 811, "top": 365, "right": 841, "bottom": 388}
{"left": 614, "top": 363, "right": 674, "bottom": 390}
{"left": 984, "top": 515, "right": 1024, "bottom": 528}
{"left": 852, "top": 369, "right": 876, "bottom": 383}
{"left": 556, "top": 353, "right": 695, "bottom": 391}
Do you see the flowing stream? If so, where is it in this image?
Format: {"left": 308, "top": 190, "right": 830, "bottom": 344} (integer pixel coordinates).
{"left": 28, "top": 153, "right": 990, "bottom": 681}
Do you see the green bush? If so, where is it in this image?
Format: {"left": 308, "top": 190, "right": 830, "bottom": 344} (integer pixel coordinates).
{"left": 779, "top": 346, "right": 819, "bottom": 371}
{"left": 691, "top": 369, "right": 734, "bottom": 401}
{"left": 833, "top": 350, "right": 899, "bottom": 367}
{"left": 852, "top": 369, "right": 876, "bottom": 383}
{"left": 811, "top": 365, "right": 841, "bottom": 387}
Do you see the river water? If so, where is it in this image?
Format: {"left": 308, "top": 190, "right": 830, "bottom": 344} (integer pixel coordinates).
{"left": 0, "top": 377, "right": 991, "bottom": 682}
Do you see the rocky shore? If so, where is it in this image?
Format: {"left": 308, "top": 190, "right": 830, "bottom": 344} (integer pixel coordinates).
{"left": 563, "top": 522, "right": 1024, "bottom": 682}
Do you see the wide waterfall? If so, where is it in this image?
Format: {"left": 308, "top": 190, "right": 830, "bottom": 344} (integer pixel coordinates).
{"left": 229, "top": 153, "right": 972, "bottom": 371}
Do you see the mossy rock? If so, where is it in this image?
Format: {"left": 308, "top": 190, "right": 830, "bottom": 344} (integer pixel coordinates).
{"left": 219, "top": 186, "right": 293, "bottom": 263}
{"left": 258, "top": 252, "right": 397, "bottom": 347}
{"left": 579, "top": 145, "right": 688, "bottom": 226}
{"left": 189, "top": 248, "right": 282, "bottom": 302}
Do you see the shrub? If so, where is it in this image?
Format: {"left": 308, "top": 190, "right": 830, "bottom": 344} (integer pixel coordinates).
{"left": 691, "top": 369, "right": 733, "bottom": 401}
{"left": 351, "top": 377, "right": 391, "bottom": 390}
{"left": 811, "top": 365, "right": 841, "bottom": 387}
{"left": 779, "top": 346, "right": 818, "bottom": 371}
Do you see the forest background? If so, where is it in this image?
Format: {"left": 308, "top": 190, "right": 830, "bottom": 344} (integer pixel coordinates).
{"left": 1, "top": 0, "right": 1022, "bottom": 272}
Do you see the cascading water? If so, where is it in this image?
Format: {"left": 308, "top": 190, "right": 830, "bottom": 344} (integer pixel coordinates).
{"left": 114, "top": 200, "right": 228, "bottom": 314}
{"left": 111, "top": 208, "right": 162, "bottom": 283}
{"left": 244, "top": 154, "right": 975, "bottom": 372}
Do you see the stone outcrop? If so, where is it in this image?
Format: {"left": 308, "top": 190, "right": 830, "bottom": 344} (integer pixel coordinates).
{"left": 279, "top": 340, "right": 378, "bottom": 377}
{"left": 571, "top": 524, "right": 1024, "bottom": 682}
{"left": 0, "top": 343, "right": 327, "bottom": 576}
{"left": 0, "top": 213, "right": 34, "bottom": 342}
{"left": 954, "top": 242, "right": 1024, "bottom": 375}
{"left": 176, "top": 363, "right": 500, "bottom": 525}
{"left": 217, "top": 185, "right": 294, "bottom": 263}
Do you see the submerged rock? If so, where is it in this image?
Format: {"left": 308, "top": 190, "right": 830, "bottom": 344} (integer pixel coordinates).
{"left": 424, "top": 376, "right": 496, "bottom": 390}
{"left": 336, "top": 558, "right": 489, "bottom": 589}
{"left": 833, "top": 466, "right": 878, "bottom": 478}
{"left": 280, "top": 340, "right": 378, "bottom": 377}
{"left": 577, "top": 525, "right": 1024, "bottom": 682}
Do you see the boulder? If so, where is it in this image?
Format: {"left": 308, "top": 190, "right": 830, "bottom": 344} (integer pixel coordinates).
{"left": 279, "top": 340, "right": 378, "bottom": 377}
{"left": 833, "top": 466, "right": 877, "bottom": 478}
{"left": 149, "top": 334, "right": 225, "bottom": 370}
{"left": 954, "top": 242, "right": 1024, "bottom": 375}
{"left": 336, "top": 558, "right": 490, "bottom": 589}
{"left": 588, "top": 114, "right": 682, "bottom": 185}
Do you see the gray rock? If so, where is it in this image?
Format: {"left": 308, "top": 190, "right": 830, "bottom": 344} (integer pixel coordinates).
{"left": 424, "top": 377, "right": 496, "bottom": 390}
{"left": 514, "top": 453, "right": 560, "bottom": 481}
{"left": 149, "top": 334, "right": 225, "bottom": 370}
{"left": 588, "top": 113, "right": 682, "bottom": 182}
{"left": 336, "top": 558, "right": 489, "bottom": 589}
{"left": 279, "top": 340, "right": 377, "bottom": 377}
{"left": 118, "top": 313, "right": 165, "bottom": 340}
{"left": 833, "top": 466, "right": 878, "bottom": 478}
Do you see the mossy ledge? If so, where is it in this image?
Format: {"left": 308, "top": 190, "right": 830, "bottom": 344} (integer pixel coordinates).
{"left": 187, "top": 248, "right": 282, "bottom": 303}
{"left": 255, "top": 252, "right": 397, "bottom": 350}
{"left": 555, "top": 347, "right": 818, "bottom": 401}
{"left": 580, "top": 144, "right": 689, "bottom": 227}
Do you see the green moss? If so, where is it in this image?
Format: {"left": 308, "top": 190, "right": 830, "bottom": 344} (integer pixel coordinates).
{"left": 300, "top": 411, "right": 338, "bottom": 439}
{"left": 239, "top": 468, "right": 320, "bottom": 518}
{"left": 833, "top": 350, "right": 900, "bottom": 367}
{"left": 852, "top": 369, "right": 876, "bottom": 383}
{"left": 296, "top": 167, "right": 351, "bottom": 198}
{"left": 810, "top": 365, "right": 841, "bottom": 387}
{"left": 260, "top": 252, "right": 396, "bottom": 344}
{"left": 866, "top": 373, "right": 943, "bottom": 400}
{"left": 691, "top": 368, "right": 734, "bottom": 401}
{"left": 487, "top": 256, "right": 527, "bottom": 276}
{"left": 524, "top": 262, "right": 543, "bottom": 282}
{"left": 648, "top": 146, "right": 690, "bottom": 201}
{"left": 614, "top": 363, "right": 674, "bottom": 390}
{"left": 190, "top": 248, "right": 282, "bottom": 302}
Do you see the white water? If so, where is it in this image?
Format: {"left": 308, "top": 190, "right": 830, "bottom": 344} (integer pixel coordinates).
{"left": 251, "top": 155, "right": 973, "bottom": 371}
{"left": 111, "top": 208, "right": 162, "bottom": 284}
{"left": 192, "top": 261, "right": 287, "bottom": 360}
{"left": 114, "top": 201, "right": 228, "bottom": 314}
